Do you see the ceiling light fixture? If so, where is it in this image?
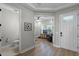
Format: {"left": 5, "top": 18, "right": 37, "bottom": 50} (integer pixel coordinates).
{"left": 37, "top": 17, "right": 40, "bottom": 20}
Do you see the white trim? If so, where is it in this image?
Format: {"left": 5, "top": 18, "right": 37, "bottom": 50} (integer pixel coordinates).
{"left": 16, "top": 9, "right": 21, "bottom": 52}
{"left": 19, "top": 45, "right": 35, "bottom": 54}
{"left": 52, "top": 16, "right": 55, "bottom": 44}
{"left": 53, "top": 44, "right": 61, "bottom": 48}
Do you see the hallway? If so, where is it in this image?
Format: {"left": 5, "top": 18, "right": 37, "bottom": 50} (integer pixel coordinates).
{"left": 17, "top": 38, "right": 78, "bottom": 56}
{"left": 0, "top": 3, "right": 79, "bottom": 56}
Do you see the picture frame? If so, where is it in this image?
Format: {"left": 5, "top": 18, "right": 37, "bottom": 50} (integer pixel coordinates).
{"left": 24, "top": 22, "right": 32, "bottom": 31}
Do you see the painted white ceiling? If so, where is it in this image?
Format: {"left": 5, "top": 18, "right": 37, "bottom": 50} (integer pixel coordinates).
{"left": 26, "top": 3, "right": 78, "bottom": 12}
{"left": 5, "top": 3, "right": 79, "bottom": 13}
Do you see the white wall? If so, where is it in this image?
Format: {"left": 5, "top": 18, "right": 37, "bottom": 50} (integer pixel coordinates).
{"left": 34, "top": 21, "right": 41, "bottom": 38}
{"left": 21, "top": 7, "right": 34, "bottom": 50}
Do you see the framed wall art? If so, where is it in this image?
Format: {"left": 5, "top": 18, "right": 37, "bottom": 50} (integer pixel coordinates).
{"left": 24, "top": 22, "right": 32, "bottom": 31}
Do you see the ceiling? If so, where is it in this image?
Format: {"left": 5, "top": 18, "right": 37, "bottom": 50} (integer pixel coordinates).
{"left": 5, "top": 3, "right": 79, "bottom": 13}
{"left": 26, "top": 3, "right": 78, "bottom": 12}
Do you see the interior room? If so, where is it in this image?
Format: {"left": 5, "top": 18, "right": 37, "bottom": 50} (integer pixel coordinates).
{"left": 0, "top": 3, "right": 79, "bottom": 56}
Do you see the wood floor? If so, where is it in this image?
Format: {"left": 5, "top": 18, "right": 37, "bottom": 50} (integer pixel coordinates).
{"left": 17, "top": 38, "right": 78, "bottom": 56}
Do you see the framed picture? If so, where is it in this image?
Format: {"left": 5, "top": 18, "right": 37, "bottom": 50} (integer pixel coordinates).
{"left": 24, "top": 22, "right": 32, "bottom": 31}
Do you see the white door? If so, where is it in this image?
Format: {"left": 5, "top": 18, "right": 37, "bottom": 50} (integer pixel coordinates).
{"left": 60, "top": 13, "right": 77, "bottom": 52}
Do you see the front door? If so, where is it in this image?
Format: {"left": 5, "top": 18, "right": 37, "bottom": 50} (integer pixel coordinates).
{"left": 60, "top": 12, "right": 77, "bottom": 52}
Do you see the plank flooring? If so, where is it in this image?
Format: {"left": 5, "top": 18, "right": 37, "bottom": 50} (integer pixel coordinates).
{"left": 17, "top": 38, "right": 78, "bottom": 56}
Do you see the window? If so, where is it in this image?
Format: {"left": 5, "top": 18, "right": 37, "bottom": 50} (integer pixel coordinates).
{"left": 63, "top": 15, "right": 73, "bottom": 23}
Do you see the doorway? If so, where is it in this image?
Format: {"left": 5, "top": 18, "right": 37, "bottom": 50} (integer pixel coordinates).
{"left": 34, "top": 16, "right": 55, "bottom": 44}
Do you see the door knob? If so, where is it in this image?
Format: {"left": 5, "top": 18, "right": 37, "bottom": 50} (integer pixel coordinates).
{"left": 60, "top": 32, "right": 62, "bottom": 37}
{"left": 0, "top": 39, "right": 1, "bottom": 42}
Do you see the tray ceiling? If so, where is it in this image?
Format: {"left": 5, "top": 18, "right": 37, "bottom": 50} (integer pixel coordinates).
{"left": 26, "top": 3, "right": 78, "bottom": 12}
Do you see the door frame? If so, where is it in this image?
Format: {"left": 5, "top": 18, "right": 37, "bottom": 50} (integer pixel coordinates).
{"left": 18, "top": 9, "right": 22, "bottom": 51}
{"left": 34, "top": 16, "right": 55, "bottom": 43}
{"left": 52, "top": 16, "right": 55, "bottom": 44}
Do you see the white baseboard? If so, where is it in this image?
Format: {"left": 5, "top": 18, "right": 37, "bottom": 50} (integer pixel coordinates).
{"left": 53, "top": 44, "right": 78, "bottom": 53}
{"left": 19, "top": 45, "right": 35, "bottom": 54}
{"left": 53, "top": 44, "right": 60, "bottom": 48}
